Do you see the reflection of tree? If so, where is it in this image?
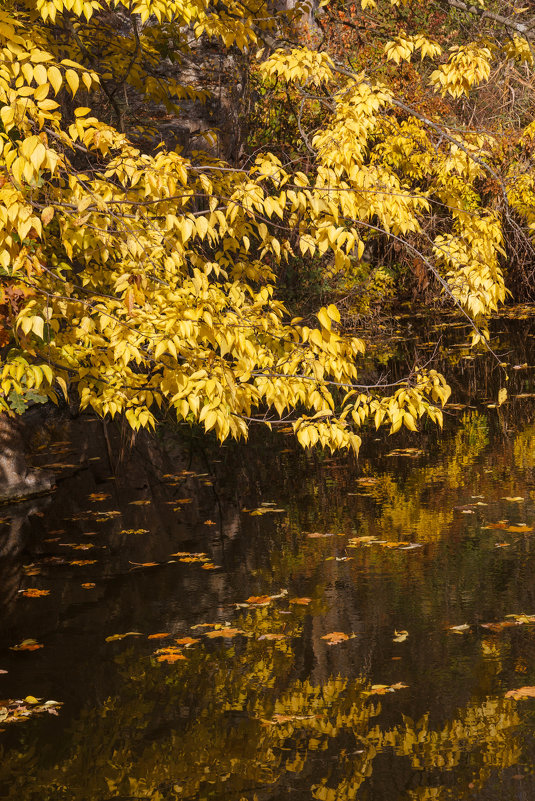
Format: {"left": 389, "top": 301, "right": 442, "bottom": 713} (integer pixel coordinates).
{"left": 0, "top": 606, "right": 523, "bottom": 801}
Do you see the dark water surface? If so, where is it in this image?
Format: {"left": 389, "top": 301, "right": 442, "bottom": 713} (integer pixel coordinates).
{"left": 2, "top": 313, "right": 535, "bottom": 800}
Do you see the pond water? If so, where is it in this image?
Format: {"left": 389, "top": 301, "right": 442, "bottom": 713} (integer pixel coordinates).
{"left": 2, "top": 311, "right": 535, "bottom": 800}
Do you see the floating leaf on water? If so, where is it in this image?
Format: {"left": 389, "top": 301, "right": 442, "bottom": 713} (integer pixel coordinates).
{"left": 204, "top": 627, "right": 245, "bottom": 639}
{"left": 246, "top": 595, "right": 272, "bottom": 605}
{"left": 307, "top": 532, "right": 334, "bottom": 538}
{"left": 147, "top": 633, "right": 171, "bottom": 639}
{"left": 191, "top": 622, "right": 219, "bottom": 630}
{"left": 121, "top": 528, "right": 149, "bottom": 535}
{"left": 175, "top": 637, "right": 200, "bottom": 646}
{"left": 70, "top": 560, "right": 97, "bottom": 566}
{"left": 105, "top": 632, "right": 143, "bottom": 642}
{"left": 129, "top": 561, "right": 159, "bottom": 568}
{"left": 81, "top": 583, "right": 95, "bottom": 589}
{"left": 325, "top": 556, "right": 353, "bottom": 562}
{"left": 506, "top": 525, "right": 533, "bottom": 533}
{"left": 88, "top": 493, "right": 110, "bottom": 502}
{"left": 21, "top": 589, "right": 50, "bottom": 598}
{"left": 201, "top": 563, "right": 219, "bottom": 570}
{"left": 385, "top": 448, "right": 423, "bottom": 458}
{"left": 10, "top": 639, "right": 43, "bottom": 652}
{"left": 495, "top": 542, "right": 511, "bottom": 547}
{"left": 204, "top": 520, "right": 216, "bottom": 525}
{"left": 288, "top": 597, "right": 312, "bottom": 605}
{"left": 129, "top": 499, "right": 151, "bottom": 506}
{"left": 505, "top": 614, "right": 535, "bottom": 624}
{"left": 348, "top": 536, "right": 379, "bottom": 546}
{"left": 321, "top": 631, "right": 351, "bottom": 645}
{"left": 156, "top": 654, "right": 186, "bottom": 663}
{"left": 503, "top": 497, "right": 524, "bottom": 502}
{"left": 258, "top": 633, "right": 286, "bottom": 641}
{"left": 60, "top": 543, "right": 95, "bottom": 550}
{"left": 367, "top": 682, "right": 409, "bottom": 695}
{"left": 505, "top": 686, "right": 535, "bottom": 700}
{"left": 448, "top": 623, "right": 470, "bottom": 633}
{"left": 393, "top": 630, "right": 409, "bottom": 643}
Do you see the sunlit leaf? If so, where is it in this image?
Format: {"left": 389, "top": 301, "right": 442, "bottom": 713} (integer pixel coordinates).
{"left": 505, "top": 686, "right": 535, "bottom": 700}
{"left": 321, "top": 631, "right": 352, "bottom": 645}
{"left": 21, "top": 589, "right": 50, "bottom": 598}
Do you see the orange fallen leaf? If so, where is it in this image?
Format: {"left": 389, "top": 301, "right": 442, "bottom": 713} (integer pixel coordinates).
{"left": 22, "top": 589, "right": 50, "bottom": 598}
{"left": 81, "top": 583, "right": 95, "bottom": 589}
{"left": 70, "top": 560, "right": 97, "bottom": 566}
{"left": 246, "top": 595, "right": 272, "bottom": 605}
{"left": 505, "top": 686, "right": 535, "bottom": 700}
{"left": 156, "top": 653, "right": 186, "bottom": 663}
{"left": 148, "top": 633, "right": 171, "bottom": 639}
{"left": 175, "top": 637, "right": 200, "bottom": 646}
{"left": 129, "top": 500, "right": 151, "bottom": 506}
{"left": 321, "top": 631, "right": 350, "bottom": 645}
{"left": 129, "top": 561, "right": 159, "bottom": 568}
{"left": 202, "top": 563, "right": 218, "bottom": 570}
{"left": 204, "top": 520, "right": 216, "bottom": 525}
{"left": 288, "top": 597, "right": 312, "bottom": 605}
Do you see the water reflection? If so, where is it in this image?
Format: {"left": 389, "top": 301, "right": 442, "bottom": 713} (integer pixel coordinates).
{"left": 1, "top": 316, "right": 535, "bottom": 799}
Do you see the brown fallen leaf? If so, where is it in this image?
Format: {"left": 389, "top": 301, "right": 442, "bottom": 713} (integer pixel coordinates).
{"left": 21, "top": 589, "right": 50, "bottom": 598}
{"left": 307, "top": 532, "right": 334, "bottom": 539}
{"left": 129, "top": 500, "right": 151, "bottom": 506}
{"left": 505, "top": 686, "right": 535, "bottom": 700}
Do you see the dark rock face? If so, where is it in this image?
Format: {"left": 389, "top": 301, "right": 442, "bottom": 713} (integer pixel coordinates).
{"left": 0, "top": 416, "right": 55, "bottom": 504}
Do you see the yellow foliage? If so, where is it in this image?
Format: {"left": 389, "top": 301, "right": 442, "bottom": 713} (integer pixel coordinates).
{"left": 0, "top": 0, "right": 517, "bottom": 451}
